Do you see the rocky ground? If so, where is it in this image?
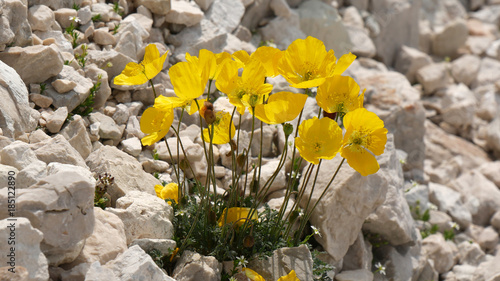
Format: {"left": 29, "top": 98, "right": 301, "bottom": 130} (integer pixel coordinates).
{"left": 0, "top": 0, "right": 500, "bottom": 280}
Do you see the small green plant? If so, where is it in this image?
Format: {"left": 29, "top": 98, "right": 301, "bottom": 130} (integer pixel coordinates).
{"left": 311, "top": 250, "right": 334, "bottom": 281}
{"left": 66, "top": 16, "right": 81, "bottom": 48}
{"left": 39, "top": 83, "right": 46, "bottom": 95}
{"left": 74, "top": 44, "right": 88, "bottom": 68}
{"left": 147, "top": 248, "right": 166, "bottom": 269}
{"left": 112, "top": 23, "right": 120, "bottom": 35}
{"left": 153, "top": 149, "right": 160, "bottom": 160}
{"left": 72, "top": 3, "right": 80, "bottom": 10}
{"left": 92, "top": 13, "right": 102, "bottom": 22}
{"left": 68, "top": 74, "right": 100, "bottom": 120}
{"left": 112, "top": 1, "right": 123, "bottom": 16}
{"left": 364, "top": 232, "right": 389, "bottom": 249}
{"left": 94, "top": 172, "right": 114, "bottom": 209}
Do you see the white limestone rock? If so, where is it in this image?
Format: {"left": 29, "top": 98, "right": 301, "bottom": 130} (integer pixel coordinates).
{"left": 0, "top": 0, "right": 33, "bottom": 48}
{"left": 89, "top": 112, "right": 124, "bottom": 142}
{"left": 429, "top": 182, "right": 472, "bottom": 229}
{"left": 0, "top": 61, "right": 40, "bottom": 139}
{"left": 121, "top": 137, "right": 142, "bottom": 157}
{"left": 416, "top": 62, "right": 453, "bottom": 96}
{"left": 173, "top": 250, "right": 223, "bottom": 281}
{"left": 451, "top": 54, "right": 481, "bottom": 87}
{"left": 17, "top": 159, "right": 47, "bottom": 189}
{"left": 248, "top": 245, "right": 313, "bottom": 281}
{"left": 342, "top": 232, "right": 373, "bottom": 271}
{"left": 30, "top": 134, "right": 88, "bottom": 167}
{"left": 64, "top": 207, "right": 127, "bottom": 268}
{"left": 432, "top": 19, "right": 468, "bottom": 57}
{"left": 259, "top": 11, "right": 306, "bottom": 50}
{"left": 471, "top": 57, "right": 500, "bottom": 89}
{"left": 134, "top": 0, "right": 172, "bottom": 15}
{"left": 54, "top": 7, "right": 77, "bottom": 29}
{"left": 0, "top": 141, "right": 40, "bottom": 170}
{"left": 299, "top": 135, "right": 399, "bottom": 262}
{"left": 51, "top": 79, "right": 77, "bottom": 93}
{"left": 130, "top": 238, "right": 177, "bottom": 257}
{"left": 0, "top": 171, "right": 96, "bottom": 266}
{"left": 86, "top": 145, "right": 159, "bottom": 203}
{"left": 165, "top": 0, "right": 203, "bottom": 27}
{"left": 422, "top": 234, "right": 455, "bottom": 274}
{"left": 297, "top": 0, "right": 352, "bottom": 56}
{"left": 486, "top": 116, "right": 500, "bottom": 158}
{"left": 0, "top": 45, "right": 64, "bottom": 85}
{"left": 336, "top": 269, "right": 373, "bottom": 281}
{"left": 0, "top": 218, "right": 49, "bottom": 281}
{"left": 106, "top": 191, "right": 174, "bottom": 244}
{"left": 205, "top": 0, "right": 244, "bottom": 33}
{"left": 394, "top": 45, "right": 433, "bottom": 84}
{"left": 94, "top": 27, "right": 117, "bottom": 45}
{"left": 194, "top": 0, "right": 214, "bottom": 11}
{"left": 60, "top": 114, "right": 92, "bottom": 160}
{"left": 28, "top": 5, "right": 55, "bottom": 32}
{"left": 46, "top": 106, "right": 68, "bottom": 133}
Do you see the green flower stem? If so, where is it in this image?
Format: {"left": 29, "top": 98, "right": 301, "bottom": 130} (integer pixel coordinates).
{"left": 177, "top": 108, "right": 185, "bottom": 195}
{"left": 163, "top": 137, "right": 180, "bottom": 185}
{"left": 302, "top": 158, "right": 345, "bottom": 228}
{"left": 295, "top": 160, "right": 323, "bottom": 244}
{"left": 169, "top": 126, "right": 198, "bottom": 188}
{"left": 149, "top": 79, "right": 157, "bottom": 98}
{"left": 242, "top": 109, "right": 257, "bottom": 199}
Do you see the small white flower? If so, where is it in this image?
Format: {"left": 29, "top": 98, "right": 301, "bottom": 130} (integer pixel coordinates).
{"left": 69, "top": 16, "right": 81, "bottom": 23}
{"left": 427, "top": 202, "right": 438, "bottom": 211}
{"left": 311, "top": 225, "right": 322, "bottom": 237}
{"left": 449, "top": 221, "right": 460, "bottom": 231}
{"left": 375, "top": 262, "right": 386, "bottom": 275}
{"left": 236, "top": 256, "right": 248, "bottom": 268}
{"left": 229, "top": 277, "right": 237, "bottom": 281}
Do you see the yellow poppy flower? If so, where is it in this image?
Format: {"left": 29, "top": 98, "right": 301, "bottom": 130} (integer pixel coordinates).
{"left": 295, "top": 117, "right": 343, "bottom": 165}
{"left": 341, "top": 108, "right": 388, "bottom": 176}
{"left": 154, "top": 183, "right": 179, "bottom": 204}
{"left": 216, "top": 60, "right": 273, "bottom": 114}
{"left": 242, "top": 268, "right": 265, "bottom": 281}
{"left": 202, "top": 112, "right": 236, "bottom": 145}
{"left": 232, "top": 50, "right": 251, "bottom": 67}
{"left": 316, "top": 75, "right": 364, "bottom": 115}
{"left": 140, "top": 107, "right": 174, "bottom": 146}
{"left": 218, "top": 207, "right": 258, "bottom": 227}
{"left": 169, "top": 60, "right": 207, "bottom": 102}
{"left": 277, "top": 270, "right": 300, "bottom": 281}
{"left": 251, "top": 46, "right": 283, "bottom": 77}
{"left": 254, "top": 92, "right": 308, "bottom": 124}
{"left": 186, "top": 49, "right": 231, "bottom": 81}
{"left": 277, "top": 36, "right": 356, "bottom": 88}
{"left": 114, "top": 44, "right": 168, "bottom": 85}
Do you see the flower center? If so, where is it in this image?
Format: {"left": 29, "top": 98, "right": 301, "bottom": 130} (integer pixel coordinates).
{"left": 314, "top": 142, "right": 321, "bottom": 152}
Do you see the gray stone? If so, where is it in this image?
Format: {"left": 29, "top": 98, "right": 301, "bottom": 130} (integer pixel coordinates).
{"left": 206, "top": 0, "right": 244, "bottom": 33}
{"left": 106, "top": 191, "right": 174, "bottom": 244}
{"left": 486, "top": 116, "right": 500, "bottom": 158}
{"left": 86, "top": 49, "right": 133, "bottom": 85}
{"left": 0, "top": 0, "right": 33, "bottom": 48}
{"left": 0, "top": 218, "right": 49, "bottom": 281}
{"left": 17, "top": 159, "right": 47, "bottom": 189}
{"left": 342, "top": 232, "right": 373, "bottom": 271}
{"left": 29, "top": 93, "right": 53, "bottom": 108}
{"left": 0, "top": 171, "right": 95, "bottom": 266}
{"left": 457, "top": 241, "right": 486, "bottom": 266}
{"left": 346, "top": 27, "right": 376, "bottom": 58}
{"left": 130, "top": 238, "right": 177, "bottom": 257}
{"left": 194, "top": 0, "right": 214, "bottom": 10}
{"left": 0, "top": 60, "right": 39, "bottom": 139}
{"left": 54, "top": 7, "right": 77, "bottom": 29}
{"left": 0, "top": 141, "right": 40, "bottom": 170}
{"left": 86, "top": 145, "right": 159, "bottom": 204}
{"left": 429, "top": 182, "right": 471, "bottom": 228}
{"left": 134, "top": 0, "right": 171, "bottom": 15}
{"left": 0, "top": 164, "right": 19, "bottom": 188}
{"left": 114, "top": 21, "right": 148, "bottom": 62}
{"left": 94, "top": 27, "right": 116, "bottom": 45}
{"left": 0, "top": 45, "right": 64, "bottom": 85}
{"left": 259, "top": 10, "right": 306, "bottom": 51}
{"left": 121, "top": 137, "right": 142, "bottom": 157}
{"left": 51, "top": 79, "right": 77, "bottom": 93}
{"left": 84, "top": 64, "right": 112, "bottom": 110}
{"left": 422, "top": 234, "right": 455, "bottom": 274}
{"left": 297, "top": 0, "right": 352, "bottom": 56}
{"left": 336, "top": 269, "right": 373, "bottom": 281}
{"left": 471, "top": 57, "right": 500, "bottom": 89}
{"left": 240, "top": 0, "right": 272, "bottom": 31}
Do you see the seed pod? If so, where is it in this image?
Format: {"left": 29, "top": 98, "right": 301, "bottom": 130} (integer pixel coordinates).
{"left": 323, "top": 111, "right": 337, "bottom": 120}
{"left": 202, "top": 101, "right": 216, "bottom": 124}
{"left": 243, "top": 235, "right": 255, "bottom": 248}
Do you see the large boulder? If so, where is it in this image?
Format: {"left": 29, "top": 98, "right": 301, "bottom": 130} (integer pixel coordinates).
{"left": 0, "top": 60, "right": 39, "bottom": 139}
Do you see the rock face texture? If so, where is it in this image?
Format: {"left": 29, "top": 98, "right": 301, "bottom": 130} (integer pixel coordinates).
{"left": 0, "top": 0, "right": 499, "bottom": 280}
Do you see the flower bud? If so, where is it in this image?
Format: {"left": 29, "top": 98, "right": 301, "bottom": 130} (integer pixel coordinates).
{"left": 201, "top": 101, "right": 216, "bottom": 124}
{"left": 243, "top": 235, "right": 255, "bottom": 248}
{"left": 323, "top": 111, "right": 337, "bottom": 120}
{"left": 283, "top": 123, "right": 293, "bottom": 138}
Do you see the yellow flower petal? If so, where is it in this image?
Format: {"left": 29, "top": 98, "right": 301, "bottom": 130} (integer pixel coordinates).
{"left": 242, "top": 268, "right": 265, "bottom": 281}
{"left": 140, "top": 107, "right": 174, "bottom": 146}
{"left": 160, "top": 183, "right": 179, "bottom": 203}
{"left": 278, "top": 270, "right": 301, "bottom": 281}
{"left": 188, "top": 98, "right": 207, "bottom": 115}
{"left": 294, "top": 117, "right": 343, "bottom": 164}
{"left": 254, "top": 92, "right": 307, "bottom": 124}
{"left": 251, "top": 46, "right": 283, "bottom": 77}
{"left": 154, "top": 95, "right": 188, "bottom": 111}
{"left": 316, "top": 75, "right": 364, "bottom": 114}
{"left": 114, "top": 44, "right": 168, "bottom": 86}
{"left": 232, "top": 50, "right": 251, "bottom": 67}
{"left": 202, "top": 112, "right": 235, "bottom": 145}
{"left": 169, "top": 60, "right": 207, "bottom": 101}
{"left": 218, "top": 207, "right": 258, "bottom": 227}
{"left": 341, "top": 108, "right": 388, "bottom": 176}
{"left": 333, "top": 52, "right": 356, "bottom": 75}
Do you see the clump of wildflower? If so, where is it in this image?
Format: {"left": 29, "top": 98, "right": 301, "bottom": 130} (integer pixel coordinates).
{"left": 374, "top": 262, "right": 386, "bottom": 275}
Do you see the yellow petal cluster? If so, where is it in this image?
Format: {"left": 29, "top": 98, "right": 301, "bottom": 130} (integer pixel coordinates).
{"left": 154, "top": 183, "right": 179, "bottom": 204}
{"left": 114, "top": 44, "right": 168, "bottom": 85}
{"left": 278, "top": 36, "right": 356, "bottom": 88}
{"left": 341, "top": 108, "right": 388, "bottom": 176}
{"left": 140, "top": 107, "right": 174, "bottom": 146}
{"left": 295, "top": 117, "right": 343, "bottom": 165}
{"left": 243, "top": 268, "right": 301, "bottom": 281}
{"left": 254, "top": 92, "right": 308, "bottom": 125}
{"left": 218, "top": 207, "right": 258, "bottom": 228}
{"left": 316, "top": 75, "right": 364, "bottom": 115}
{"left": 202, "top": 111, "right": 236, "bottom": 145}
